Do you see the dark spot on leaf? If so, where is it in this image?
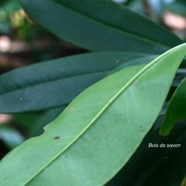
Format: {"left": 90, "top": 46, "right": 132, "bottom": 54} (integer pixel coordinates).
{"left": 54, "top": 136, "right": 60, "bottom": 140}
{"left": 139, "top": 126, "right": 144, "bottom": 132}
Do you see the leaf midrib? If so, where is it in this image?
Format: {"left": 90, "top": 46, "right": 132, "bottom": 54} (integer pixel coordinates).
{"left": 53, "top": 0, "right": 171, "bottom": 48}
{"left": 0, "top": 71, "right": 109, "bottom": 96}
{"left": 24, "top": 47, "right": 172, "bottom": 185}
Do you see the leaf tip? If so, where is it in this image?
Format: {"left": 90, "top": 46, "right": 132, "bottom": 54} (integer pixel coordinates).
{"left": 159, "top": 128, "right": 170, "bottom": 136}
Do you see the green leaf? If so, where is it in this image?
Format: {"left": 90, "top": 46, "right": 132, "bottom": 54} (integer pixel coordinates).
{"left": 30, "top": 107, "right": 65, "bottom": 137}
{"left": 167, "top": 0, "right": 186, "bottom": 17}
{"left": 160, "top": 78, "right": 186, "bottom": 136}
{"left": 0, "top": 52, "right": 151, "bottom": 113}
{"left": 21, "top": 0, "right": 182, "bottom": 53}
{"left": 0, "top": 125, "right": 24, "bottom": 150}
{"left": 3, "top": 0, "right": 21, "bottom": 14}
{"left": 0, "top": 44, "right": 185, "bottom": 185}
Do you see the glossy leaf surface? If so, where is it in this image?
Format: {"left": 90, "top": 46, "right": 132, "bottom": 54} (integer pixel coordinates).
{"left": 22, "top": 0, "right": 182, "bottom": 53}
{"left": 0, "top": 44, "right": 186, "bottom": 185}
{"left": 0, "top": 52, "right": 152, "bottom": 113}
{"left": 160, "top": 78, "right": 186, "bottom": 136}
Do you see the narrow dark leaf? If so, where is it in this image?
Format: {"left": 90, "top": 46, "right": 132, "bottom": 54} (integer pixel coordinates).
{"left": 160, "top": 78, "right": 186, "bottom": 136}
{"left": 0, "top": 52, "right": 152, "bottom": 113}
{"left": 21, "top": 0, "right": 182, "bottom": 53}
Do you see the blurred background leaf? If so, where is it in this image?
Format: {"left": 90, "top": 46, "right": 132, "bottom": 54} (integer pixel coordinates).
{"left": 22, "top": 0, "right": 182, "bottom": 53}
{"left": 0, "top": 52, "right": 152, "bottom": 113}
{"left": 0, "top": 124, "right": 24, "bottom": 150}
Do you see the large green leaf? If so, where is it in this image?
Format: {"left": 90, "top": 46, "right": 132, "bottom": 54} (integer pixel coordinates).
{"left": 21, "top": 0, "right": 182, "bottom": 53}
{"left": 160, "top": 78, "right": 186, "bottom": 136}
{"left": 0, "top": 52, "right": 154, "bottom": 113}
{"left": 0, "top": 44, "right": 185, "bottom": 185}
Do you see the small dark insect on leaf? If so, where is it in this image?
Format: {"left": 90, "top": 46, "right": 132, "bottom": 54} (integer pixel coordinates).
{"left": 54, "top": 136, "right": 60, "bottom": 140}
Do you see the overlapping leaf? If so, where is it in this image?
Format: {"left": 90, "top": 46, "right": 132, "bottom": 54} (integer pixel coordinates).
{"left": 160, "top": 78, "right": 186, "bottom": 136}
{"left": 0, "top": 44, "right": 185, "bottom": 185}
{"left": 21, "top": 0, "right": 182, "bottom": 53}
{"left": 0, "top": 52, "right": 154, "bottom": 113}
{"left": 0, "top": 125, "right": 24, "bottom": 150}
